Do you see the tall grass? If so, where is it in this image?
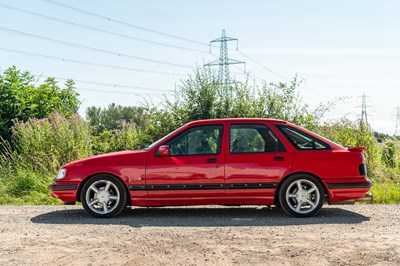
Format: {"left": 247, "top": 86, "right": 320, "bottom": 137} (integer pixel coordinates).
{"left": 11, "top": 112, "right": 93, "bottom": 172}
{"left": 0, "top": 113, "right": 93, "bottom": 204}
{"left": 0, "top": 139, "right": 59, "bottom": 204}
{"left": 371, "top": 182, "right": 400, "bottom": 204}
{"left": 0, "top": 112, "right": 145, "bottom": 204}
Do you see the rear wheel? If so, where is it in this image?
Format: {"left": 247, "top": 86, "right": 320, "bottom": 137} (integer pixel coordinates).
{"left": 279, "top": 174, "right": 324, "bottom": 217}
{"left": 81, "top": 174, "right": 127, "bottom": 218}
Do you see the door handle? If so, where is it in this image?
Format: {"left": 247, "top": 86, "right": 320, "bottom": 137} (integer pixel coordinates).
{"left": 274, "top": 156, "right": 285, "bottom": 161}
{"left": 206, "top": 158, "right": 217, "bottom": 163}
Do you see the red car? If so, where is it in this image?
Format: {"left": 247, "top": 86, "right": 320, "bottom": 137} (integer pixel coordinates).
{"left": 50, "top": 118, "right": 372, "bottom": 218}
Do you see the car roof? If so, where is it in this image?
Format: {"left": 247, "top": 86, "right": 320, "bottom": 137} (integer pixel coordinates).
{"left": 186, "top": 118, "right": 288, "bottom": 126}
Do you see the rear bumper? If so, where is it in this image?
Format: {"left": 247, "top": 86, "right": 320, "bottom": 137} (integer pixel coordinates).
{"left": 327, "top": 180, "right": 372, "bottom": 189}
{"left": 331, "top": 192, "right": 373, "bottom": 205}
{"left": 325, "top": 179, "right": 373, "bottom": 203}
{"left": 49, "top": 182, "right": 78, "bottom": 203}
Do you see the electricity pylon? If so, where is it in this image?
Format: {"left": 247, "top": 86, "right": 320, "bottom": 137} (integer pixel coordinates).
{"left": 204, "top": 29, "right": 245, "bottom": 85}
{"left": 355, "top": 92, "right": 374, "bottom": 126}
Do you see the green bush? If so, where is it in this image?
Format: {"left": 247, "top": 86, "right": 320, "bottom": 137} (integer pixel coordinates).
{"left": 0, "top": 66, "right": 80, "bottom": 142}
{"left": 92, "top": 122, "right": 143, "bottom": 154}
{"left": 11, "top": 112, "right": 93, "bottom": 172}
{"left": 0, "top": 112, "right": 92, "bottom": 204}
{"left": 164, "top": 68, "right": 329, "bottom": 129}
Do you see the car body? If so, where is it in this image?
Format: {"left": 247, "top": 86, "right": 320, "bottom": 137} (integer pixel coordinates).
{"left": 50, "top": 118, "right": 372, "bottom": 218}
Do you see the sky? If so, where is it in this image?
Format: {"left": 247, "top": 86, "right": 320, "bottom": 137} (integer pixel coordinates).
{"left": 1, "top": 0, "right": 399, "bottom": 134}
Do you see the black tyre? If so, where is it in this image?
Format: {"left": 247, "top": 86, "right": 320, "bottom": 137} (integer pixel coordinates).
{"left": 278, "top": 174, "right": 324, "bottom": 217}
{"left": 81, "top": 174, "right": 127, "bottom": 218}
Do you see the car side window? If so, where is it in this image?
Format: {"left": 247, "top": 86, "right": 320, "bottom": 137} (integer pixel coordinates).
{"left": 230, "top": 124, "right": 286, "bottom": 153}
{"left": 277, "top": 125, "right": 331, "bottom": 150}
{"left": 166, "top": 125, "right": 223, "bottom": 156}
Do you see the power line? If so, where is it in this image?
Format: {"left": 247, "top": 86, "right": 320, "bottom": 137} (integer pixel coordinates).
{"left": 0, "top": 48, "right": 187, "bottom": 76}
{"left": 237, "top": 50, "right": 289, "bottom": 81}
{"left": 41, "top": 0, "right": 209, "bottom": 47}
{"left": 77, "top": 87, "right": 167, "bottom": 96}
{"left": 35, "top": 73, "right": 173, "bottom": 93}
{"left": 375, "top": 105, "right": 394, "bottom": 120}
{"left": 0, "top": 27, "right": 193, "bottom": 69}
{"left": 0, "top": 3, "right": 208, "bottom": 54}
{"left": 114, "top": 0, "right": 219, "bottom": 30}
{"left": 236, "top": 50, "right": 331, "bottom": 99}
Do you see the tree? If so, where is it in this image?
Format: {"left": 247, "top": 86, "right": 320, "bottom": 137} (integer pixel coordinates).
{"left": 0, "top": 66, "right": 80, "bottom": 141}
{"left": 163, "top": 67, "right": 330, "bottom": 129}
{"left": 86, "top": 103, "right": 152, "bottom": 133}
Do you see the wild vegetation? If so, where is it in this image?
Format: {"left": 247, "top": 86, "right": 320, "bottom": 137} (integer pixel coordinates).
{"left": 0, "top": 66, "right": 398, "bottom": 204}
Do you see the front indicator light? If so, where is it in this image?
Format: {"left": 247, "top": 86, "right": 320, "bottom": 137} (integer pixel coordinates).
{"left": 56, "top": 168, "right": 67, "bottom": 180}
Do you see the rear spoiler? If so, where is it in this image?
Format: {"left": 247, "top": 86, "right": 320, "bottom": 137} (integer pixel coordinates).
{"left": 347, "top": 146, "right": 366, "bottom": 152}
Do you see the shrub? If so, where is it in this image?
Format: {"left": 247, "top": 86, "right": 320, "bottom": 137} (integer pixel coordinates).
{"left": 11, "top": 112, "right": 93, "bottom": 172}
{"left": 0, "top": 112, "right": 93, "bottom": 204}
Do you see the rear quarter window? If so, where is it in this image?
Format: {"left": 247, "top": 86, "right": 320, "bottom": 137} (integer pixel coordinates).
{"left": 276, "top": 125, "right": 331, "bottom": 150}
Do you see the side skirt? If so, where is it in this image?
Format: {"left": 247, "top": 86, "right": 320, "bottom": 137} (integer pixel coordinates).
{"left": 131, "top": 196, "right": 275, "bottom": 207}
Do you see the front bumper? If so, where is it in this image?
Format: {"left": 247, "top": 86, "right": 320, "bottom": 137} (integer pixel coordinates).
{"left": 49, "top": 182, "right": 78, "bottom": 204}
{"left": 49, "top": 184, "right": 78, "bottom": 191}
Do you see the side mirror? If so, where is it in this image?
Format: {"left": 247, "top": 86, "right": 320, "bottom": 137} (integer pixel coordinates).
{"left": 157, "top": 145, "right": 169, "bottom": 157}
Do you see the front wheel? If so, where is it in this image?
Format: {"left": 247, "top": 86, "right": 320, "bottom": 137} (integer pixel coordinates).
{"left": 278, "top": 174, "right": 324, "bottom": 217}
{"left": 81, "top": 174, "right": 127, "bottom": 218}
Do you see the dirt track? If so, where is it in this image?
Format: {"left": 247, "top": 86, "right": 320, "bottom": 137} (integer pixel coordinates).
{"left": 0, "top": 204, "right": 399, "bottom": 265}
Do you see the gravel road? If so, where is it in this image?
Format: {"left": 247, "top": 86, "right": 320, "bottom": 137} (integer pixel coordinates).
{"left": 0, "top": 204, "right": 399, "bottom": 265}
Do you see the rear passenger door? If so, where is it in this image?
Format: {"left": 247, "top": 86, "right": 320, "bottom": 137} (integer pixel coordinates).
{"left": 225, "top": 123, "right": 293, "bottom": 200}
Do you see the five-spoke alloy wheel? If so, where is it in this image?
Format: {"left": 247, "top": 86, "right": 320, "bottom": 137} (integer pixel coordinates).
{"left": 278, "top": 174, "right": 324, "bottom": 217}
{"left": 81, "top": 174, "right": 127, "bottom": 218}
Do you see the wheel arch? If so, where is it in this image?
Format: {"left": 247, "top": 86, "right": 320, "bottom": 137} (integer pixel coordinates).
{"left": 274, "top": 171, "right": 329, "bottom": 206}
{"left": 76, "top": 172, "right": 132, "bottom": 206}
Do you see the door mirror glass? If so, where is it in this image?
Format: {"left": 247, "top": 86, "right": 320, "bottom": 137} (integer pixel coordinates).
{"left": 157, "top": 145, "right": 169, "bottom": 157}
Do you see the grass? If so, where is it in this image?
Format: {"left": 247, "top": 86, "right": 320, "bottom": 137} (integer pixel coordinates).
{"left": 370, "top": 182, "right": 400, "bottom": 204}
{"left": 0, "top": 168, "right": 61, "bottom": 205}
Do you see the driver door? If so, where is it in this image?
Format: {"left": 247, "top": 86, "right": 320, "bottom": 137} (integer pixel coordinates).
{"left": 145, "top": 124, "right": 225, "bottom": 198}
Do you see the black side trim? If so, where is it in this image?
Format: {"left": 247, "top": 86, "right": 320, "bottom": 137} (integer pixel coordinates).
{"left": 128, "top": 182, "right": 277, "bottom": 191}
{"left": 226, "top": 183, "right": 277, "bottom": 189}
{"left": 128, "top": 185, "right": 147, "bottom": 191}
{"left": 327, "top": 181, "right": 372, "bottom": 189}
{"left": 49, "top": 184, "right": 78, "bottom": 191}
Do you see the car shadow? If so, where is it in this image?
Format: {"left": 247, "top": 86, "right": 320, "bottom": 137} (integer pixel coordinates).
{"left": 31, "top": 206, "right": 370, "bottom": 228}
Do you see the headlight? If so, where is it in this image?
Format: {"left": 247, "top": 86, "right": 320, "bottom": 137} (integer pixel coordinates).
{"left": 56, "top": 168, "right": 67, "bottom": 180}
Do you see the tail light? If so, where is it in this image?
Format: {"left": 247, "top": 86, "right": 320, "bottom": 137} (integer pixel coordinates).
{"left": 359, "top": 163, "right": 367, "bottom": 175}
